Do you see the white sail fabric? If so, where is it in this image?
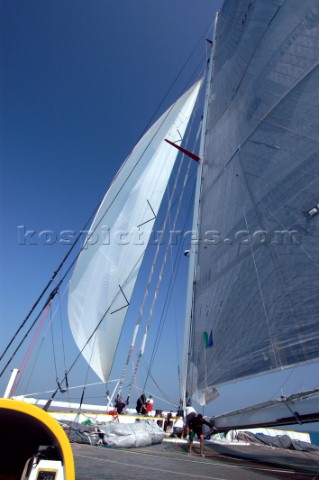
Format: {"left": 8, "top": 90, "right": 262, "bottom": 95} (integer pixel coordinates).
{"left": 186, "top": 0, "right": 319, "bottom": 403}
{"left": 68, "top": 81, "right": 201, "bottom": 382}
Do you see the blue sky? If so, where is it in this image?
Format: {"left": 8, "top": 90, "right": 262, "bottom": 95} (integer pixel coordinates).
{"left": 0, "top": 0, "right": 223, "bottom": 409}
{"left": 0, "top": 0, "right": 318, "bottom": 428}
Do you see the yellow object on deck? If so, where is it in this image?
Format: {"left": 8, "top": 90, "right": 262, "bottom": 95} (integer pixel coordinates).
{"left": 0, "top": 398, "right": 75, "bottom": 479}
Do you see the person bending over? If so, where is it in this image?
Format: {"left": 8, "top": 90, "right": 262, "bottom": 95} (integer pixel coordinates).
{"left": 188, "top": 414, "right": 217, "bottom": 457}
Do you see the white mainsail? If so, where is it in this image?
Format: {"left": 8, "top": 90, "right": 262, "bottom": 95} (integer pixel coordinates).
{"left": 68, "top": 81, "right": 201, "bottom": 382}
{"left": 185, "top": 0, "right": 319, "bottom": 406}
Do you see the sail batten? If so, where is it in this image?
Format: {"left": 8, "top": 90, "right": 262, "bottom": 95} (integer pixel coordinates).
{"left": 186, "top": 0, "right": 319, "bottom": 404}
{"left": 68, "top": 81, "right": 201, "bottom": 382}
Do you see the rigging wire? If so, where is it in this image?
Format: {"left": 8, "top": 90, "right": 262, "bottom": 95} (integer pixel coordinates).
{"left": 114, "top": 97, "right": 206, "bottom": 400}
{"left": 126, "top": 133, "right": 199, "bottom": 400}
{"left": 243, "top": 212, "right": 281, "bottom": 371}
{"left": 14, "top": 285, "right": 69, "bottom": 396}
{"left": 78, "top": 323, "right": 100, "bottom": 408}
{"left": 143, "top": 185, "right": 196, "bottom": 393}
{"left": 51, "top": 304, "right": 59, "bottom": 382}
{"left": 0, "top": 288, "right": 58, "bottom": 380}
{"left": 21, "top": 380, "right": 107, "bottom": 398}
{"left": 10, "top": 303, "right": 51, "bottom": 397}
{"left": 0, "top": 208, "right": 98, "bottom": 377}
{"left": 116, "top": 155, "right": 183, "bottom": 398}
{"left": 58, "top": 271, "right": 68, "bottom": 374}
{"left": 19, "top": 337, "right": 45, "bottom": 395}
{"left": 46, "top": 87, "right": 197, "bottom": 394}
{"left": 0, "top": 256, "right": 76, "bottom": 380}
{"left": 142, "top": 117, "right": 202, "bottom": 394}
{"left": 90, "top": 58, "right": 207, "bottom": 402}
{"left": 139, "top": 358, "right": 178, "bottom": 408}
{"left": 3, "top": 29, "right": 211, "bottom": 401}
{"left": 137, "top": 21, "right": 214, "bottom": 141}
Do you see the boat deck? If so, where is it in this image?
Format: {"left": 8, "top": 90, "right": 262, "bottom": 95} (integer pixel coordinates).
{"left": 72, "top": 439, "right": 319, "bottom": 479}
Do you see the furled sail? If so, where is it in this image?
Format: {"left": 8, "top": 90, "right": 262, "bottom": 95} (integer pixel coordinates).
{"left": 186, "top": 0, "right": 319, "bottom": 404}
{"left": 68, "top": 81, "right": 201, "bottom": 382}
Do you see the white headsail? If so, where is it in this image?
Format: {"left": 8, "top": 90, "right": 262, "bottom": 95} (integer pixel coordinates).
{"left": 68, "top": 81, "right": 201, "bottom": 382}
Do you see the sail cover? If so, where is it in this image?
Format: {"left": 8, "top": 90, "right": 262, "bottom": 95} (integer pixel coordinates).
{"left": 187, "top": 0, "right": 319, "bottom": 403}
{"left": 68, "top": 81, "right": 200, "bottom": 382}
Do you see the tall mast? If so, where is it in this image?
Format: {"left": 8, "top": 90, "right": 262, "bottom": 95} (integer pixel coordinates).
{"left": 181, "top": 12, "right": 219, "bottom": 408}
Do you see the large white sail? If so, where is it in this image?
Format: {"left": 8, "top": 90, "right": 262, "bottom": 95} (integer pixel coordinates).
{"left": 186, "top": 0, "right": 319, "bottom": 404}
{"left": 68, "top": 81, "right": 201, "bottom": 382}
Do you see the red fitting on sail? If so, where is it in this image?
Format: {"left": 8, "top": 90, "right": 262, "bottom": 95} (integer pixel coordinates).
{"left": 164, "top": 139, "right": 200, "bottom": 162}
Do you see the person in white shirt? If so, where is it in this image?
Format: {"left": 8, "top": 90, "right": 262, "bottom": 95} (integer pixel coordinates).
{"left": 173, "top": 417, "right": 184, "bottom": 438}
{"left": 183, "top": 403, "right": 197, "bottom": 436}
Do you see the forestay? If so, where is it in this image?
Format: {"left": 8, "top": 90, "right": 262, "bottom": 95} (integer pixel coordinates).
{"left": 186, "top": 0, "right": 319, "bottom": 403}
{"left": 68, "top": 81, "right": 201, "bottom": 382}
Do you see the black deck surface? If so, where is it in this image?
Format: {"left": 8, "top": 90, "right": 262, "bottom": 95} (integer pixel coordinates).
{"left": 72, "top": 440, "right": 319, "bottom": 480}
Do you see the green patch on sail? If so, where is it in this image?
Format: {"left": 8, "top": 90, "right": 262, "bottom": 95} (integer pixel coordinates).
{"left": 203, "top": 330, "right": 213, "bottom": 348}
